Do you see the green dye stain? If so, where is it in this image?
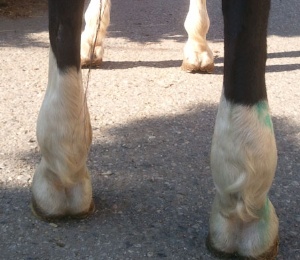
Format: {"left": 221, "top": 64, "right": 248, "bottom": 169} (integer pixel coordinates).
{"left": 258, "top": 198, "right": 271, "bottom": 247}
{"left": 260, "top": 198, "right": 270, "bottom": 221}
{"left": 255, "top": 101, "right": 274, "bottom": 131}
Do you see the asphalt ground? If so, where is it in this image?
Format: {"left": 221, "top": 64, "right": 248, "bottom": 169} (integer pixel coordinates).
{"left": 0, "top": 0, "right": 299, "bottom": 259}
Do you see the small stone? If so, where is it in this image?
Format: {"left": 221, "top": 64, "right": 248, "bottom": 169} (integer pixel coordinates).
{"left": 147, "top": 252, "right": 154, "bottom": 257}
{"left": 101, "top": 171, "right": 113, "bottom": 176}
{"left": 56, "top": 241, "right": 65, "bottom": 247}
{"left": 29, "top": 138, "right": 35, "bottom": 143}
{"left": 192, "top": 224, "right": 200, "bottom": 229}
{"left": 49, "top": 223, "right": 58, "bottom": 228}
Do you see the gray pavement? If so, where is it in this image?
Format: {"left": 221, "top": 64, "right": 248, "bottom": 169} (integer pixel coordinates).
{"left": 0, "top": 0, "right": 299, "bottom": 259}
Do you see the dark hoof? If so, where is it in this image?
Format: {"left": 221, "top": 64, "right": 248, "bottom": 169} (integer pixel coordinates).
{"left": 31, "top": 197, "right": 95, "bottom": 222}
{"left": 206, "top": 234, "right": 279, "bottom": 260}
{"left": 181, "top": 60, "right": 214, "bottom": 74}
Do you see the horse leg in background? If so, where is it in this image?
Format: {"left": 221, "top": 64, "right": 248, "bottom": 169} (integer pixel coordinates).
{"left": 207, "top": 0, "right": 279, "bottom": 259}
{"left": 81, "top": 0, "right": 111, "bottom": 67}
{"left": 31, "top": 0, "right": 94, "bottom": 220}
{"left": 182, "top": 0, "right": 214, "bottom": 73}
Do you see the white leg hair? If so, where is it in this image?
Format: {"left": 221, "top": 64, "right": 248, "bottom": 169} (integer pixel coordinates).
{"left": 31, "top": 49, "right": 93, "bottom": 218}
{"left": 81, "top": 0, "right": 111, "bottom": 67}
{"left": 209, "top": 93, "right": 279, "bottom": 257}
{"left": 181, "top": 0, "right": 214, "bottom": 73}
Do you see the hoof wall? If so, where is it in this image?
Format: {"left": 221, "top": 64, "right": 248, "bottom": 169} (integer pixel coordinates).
{"left": 181, "top": 60, "right": 214, "bottom": 74}
{"left": 81, "top": 58, "right": 102, "bottom": 69}
{"left": 206, "top": 234, "right": 279, "bottom": 260}
{"left": 206, "top": 235, "right": 237, "bottom": 259}
{"left": 31, "top": 197, "right": 95, "bottom": 222}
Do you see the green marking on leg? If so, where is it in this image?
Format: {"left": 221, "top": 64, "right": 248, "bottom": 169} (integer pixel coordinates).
{"left": 258, "top": 198, "right": 271, "bottom": 247}
{"left": 260, "top": 198, "right": 270, "bottom": 220}
{"left": 255, "top": 101, "right": 274, "bottom": 131}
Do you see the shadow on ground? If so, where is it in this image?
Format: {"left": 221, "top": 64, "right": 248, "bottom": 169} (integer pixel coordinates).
{"left": 94, "top": 50, "right": 300, "bottom": 74}
{"left": 0, "top": 0, "right": 299, "bottom": 49}
{"left": 1, "top": 103, "right": 299, "bottom": 259}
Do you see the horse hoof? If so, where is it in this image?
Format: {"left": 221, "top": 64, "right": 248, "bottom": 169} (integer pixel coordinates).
{"left": 206, "top": 234, "right": 237, "bottom": 259}
{"left": 81, "top": 58, "right": 103, "bottom": 68}
{"left": 30, "top": 197, "right": 95, "bottom": 222}
{"left": 181, "top": 60, "right": 214, "bottom": 74}
{"left": 206, "top": 234, "right": 279, "bottom": 260}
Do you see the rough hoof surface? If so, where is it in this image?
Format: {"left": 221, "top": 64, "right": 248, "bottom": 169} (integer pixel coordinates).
{"left": 31, "top": 197, "right": 95, "bottom": 222}
{"left": 181, "top": 60, "right": 214, "bottom": 74}
{"left": 81, "top": 58, "right": 103, "bottom": 69}
{"left": 206, "top": 234, "right": 279, "bottom": 260}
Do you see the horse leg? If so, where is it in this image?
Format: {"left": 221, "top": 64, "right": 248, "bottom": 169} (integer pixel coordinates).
{"left": 81, "top": 0, "right": 111, "bottom": 67}
{"left": 182, "top": 0, "right": 214, "bottom": 73}
{"left": 208, "top": 0, "right": 279, "bottom": 258}
{"left": 31, "top": 0, "right": 94, "bottom": 220}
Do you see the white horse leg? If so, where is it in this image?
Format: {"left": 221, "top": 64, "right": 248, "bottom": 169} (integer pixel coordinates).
{"left": 31, "top": 0, "right": 94, "bottom": 220}
{"left": 208, "top": 96, "right": 279, "bottom": 258}
{"left": 208, "top": 0, "right": 279, "bottom": 258}
{"left": 81, "top": 0, "right": 111, "bottom": 67}
{"left": 182, "top": 0, "right": 214, "bottom": 73}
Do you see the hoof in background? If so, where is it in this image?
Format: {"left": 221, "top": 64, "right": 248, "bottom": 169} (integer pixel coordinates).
{"left": 81, "top": 58, "right": 102, "bottom": 69}
{"left": 181, "top": 60, "right": 214, "bottom": 74}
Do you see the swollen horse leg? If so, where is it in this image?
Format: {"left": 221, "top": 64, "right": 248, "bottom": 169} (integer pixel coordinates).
{"left": 81, "top": 0, "right": 111, "bottom": 67}
{"left": 181, "top": 0, "right": 214, "bottom": 73}
{"left": 31, "top": 0, "right": 94, "bottom": 220}
{"left": 207, "top": 1, "right": 279, "bottom": 259}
